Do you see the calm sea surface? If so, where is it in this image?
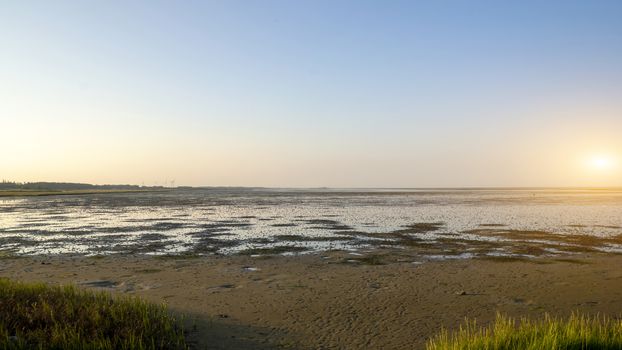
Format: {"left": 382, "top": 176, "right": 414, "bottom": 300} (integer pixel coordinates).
{"left": 1, "top": 189, "right": 621, "bottom": 258}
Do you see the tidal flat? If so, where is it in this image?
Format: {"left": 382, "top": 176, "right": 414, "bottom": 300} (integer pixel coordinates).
{"left": 1, "top": 189, "right": 622, "bottom": 348}
{"left": 0, "top": 188, "right": 621, "bottom": 258}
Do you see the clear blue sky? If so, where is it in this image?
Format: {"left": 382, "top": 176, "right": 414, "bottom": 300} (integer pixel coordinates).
{"left": 2, "top": 1, "right": 621, "bottom": 187}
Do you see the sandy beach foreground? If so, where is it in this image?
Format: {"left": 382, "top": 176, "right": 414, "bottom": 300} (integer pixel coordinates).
{"left": 2, "top": 253, "right": 622, "bottom": 349}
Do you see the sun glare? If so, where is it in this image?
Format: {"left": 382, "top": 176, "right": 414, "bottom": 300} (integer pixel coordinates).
{"left": 588, "top": 155, "right": 616, "bottom": 171}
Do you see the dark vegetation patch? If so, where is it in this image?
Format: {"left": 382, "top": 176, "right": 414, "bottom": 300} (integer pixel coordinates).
{"left": 246, "top": 238, "right": 274, "bottom": 244}
{"left": 129, "top": 243, "right": 170, "bottom": 253}
{"left": 101, "top": 240, "right": 171, "bottom": 254}
{"left": 270, "top": 223, "right": 298, "bottom": 227}
{"left": 555, "top": 245, "right": 601, "bottom": 253}
{"left": 478, "top": 255, "right": 529, "bottom": 263}
{"left": 478, "top": 256, "right": 553, "bottom": 264}
{"left": 87, "top": 255, "right": 107, "bottom": 260}
{"left": 62, "top": 230, "right": 96, "bottom": 236}
{"left": 79, "top": 234, "right": 131, "bottom": 245}
{"left": 41, "top": 215, "right": 71, "bottom": 221}
{"left": 141, "top": 233, "right": 169, "bottom": 241}
{"left": 507, "top": 245, "right": 550, "bottom": 256}
{"left": 0, "top": 237, "right": 38, "bottom": 247}
{"left": 343, "top": 254, "right": 387, "bottom": 265}
{"left": 273, "top": 234, "right": 352, "bottom": 242}
{"left": 189, "top": 228, "right": 232, "bottom": 236}
{"left": 16, "top": 222, "right": 49, "bottom": 228}
{"left": 0, "top": 250, "right": 18, "bottom": 259}
{"left": 302, "top": 219, "right": 352, "bottom": 230}
{"left": 394, "top": 222, "right": 445, "bottom": 234}
{"left": 125, "top": 218, "right": 176, "bottom": 223}
{"left": 96, "top": 225, "right": 159, "bottom": 234}
{"left": 335, "top": 223, "right": 475, "bottom": 256}
{"left": 342, "top": 224, "right": 617, "bottom": 260}
{"left": 155, "top": 252, "right": 202, "bottom": 260}
{"left": 554, "top": 258, "right": 592, "bottom": 265}
{"left": 237, "top": 246, "right": 308, "bottom": 256}
{"left": 150, "top": 222, "right": 186, "bottom": 231}
{"left": 467, "top": 229, "right": 564, "bottom": 241}
{"left": 192, "top": 237, "right": 240, "bottom": 254}
{"left": 466, "top": 229, "right": 622, "bottom": 254}
{"left": 197, "top": 221, "right": 253, "bottom": 231}
{"left": 1, "top": 229, "right": 57, "bottom": 236}
{"left": 340, "top": 222, "right": 445, "bottom": 241}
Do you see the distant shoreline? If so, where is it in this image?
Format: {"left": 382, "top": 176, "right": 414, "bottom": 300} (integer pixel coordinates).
{"left": 0, "top": 189, "right": 168, "bottom": 198}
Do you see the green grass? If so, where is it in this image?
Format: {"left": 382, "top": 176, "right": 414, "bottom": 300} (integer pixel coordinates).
{"left": 426, "top": 312, "right": 622, "bottom": 350}
{"left": 0, "top": 278, "right": 186, "bottom": 349}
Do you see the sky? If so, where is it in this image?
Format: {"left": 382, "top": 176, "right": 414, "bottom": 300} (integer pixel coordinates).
{"left": 2, "top": 1, "right": 621, "bottom": 187}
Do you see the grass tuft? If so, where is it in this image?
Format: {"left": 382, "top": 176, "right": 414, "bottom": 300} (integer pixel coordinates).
{"left": 426, "top": 312, "right": 622, "bottom": 350}
{"left": 0, "top": 278, "right": 186, "bottom": 349}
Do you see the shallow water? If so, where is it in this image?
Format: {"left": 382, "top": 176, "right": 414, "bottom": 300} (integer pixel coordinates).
{"left": 1, "top": 188, "right": 621, "bottom": 258}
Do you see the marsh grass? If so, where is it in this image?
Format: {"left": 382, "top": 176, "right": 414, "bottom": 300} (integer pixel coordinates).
{"left": 426, "top": 312, "right": 622, "bottom": 350}
{"left": 0, "top": 278, "right": 186, "bottom": 349}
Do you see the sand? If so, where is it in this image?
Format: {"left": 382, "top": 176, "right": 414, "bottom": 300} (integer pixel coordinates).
{"left": 2, "top": 252, "right": 622, "bottom": 349}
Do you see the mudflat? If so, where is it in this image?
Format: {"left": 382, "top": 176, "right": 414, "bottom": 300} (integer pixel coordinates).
{"left": 2, "top": 252, "right": 622, "bottom": 349}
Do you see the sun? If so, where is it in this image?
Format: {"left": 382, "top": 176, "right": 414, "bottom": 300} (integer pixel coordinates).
{"left": 588, "top": 155, "right": 616, "bottom": 171}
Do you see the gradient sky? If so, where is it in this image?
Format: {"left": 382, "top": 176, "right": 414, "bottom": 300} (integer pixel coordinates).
{"left": 2, "top": 1, "right": 621, "bottom": 187}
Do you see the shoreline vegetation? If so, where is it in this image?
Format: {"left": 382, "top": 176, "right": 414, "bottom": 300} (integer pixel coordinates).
{"left": 0, "top": 181, "right": 170, "bottom": 198}
{"left": 0, "top": 189, "right": 168, "bottom": 198}
{"left": 427, "top": 313, "right": 622, "bottom": 349}
{"left": 0, "top": 278, "right": 186, "bottom": 349}
{"left": 3, "top": 253, "right": 622, "bottom": 349}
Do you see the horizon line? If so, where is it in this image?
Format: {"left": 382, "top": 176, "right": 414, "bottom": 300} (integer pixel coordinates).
{"left": 4, "top": 181, "right": 622, "bottom": 191}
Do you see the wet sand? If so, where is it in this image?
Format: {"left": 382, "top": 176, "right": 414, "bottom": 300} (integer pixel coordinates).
{"left": 2, "top": 252, "right": 622, "bottom": 349}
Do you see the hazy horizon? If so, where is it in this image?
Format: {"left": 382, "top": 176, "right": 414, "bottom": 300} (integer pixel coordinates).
{"left": 3, "top": 1, "right": 621, "bottom": 188}
{"left": 5, "top": 180, "right": 622, "bottom": 191}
